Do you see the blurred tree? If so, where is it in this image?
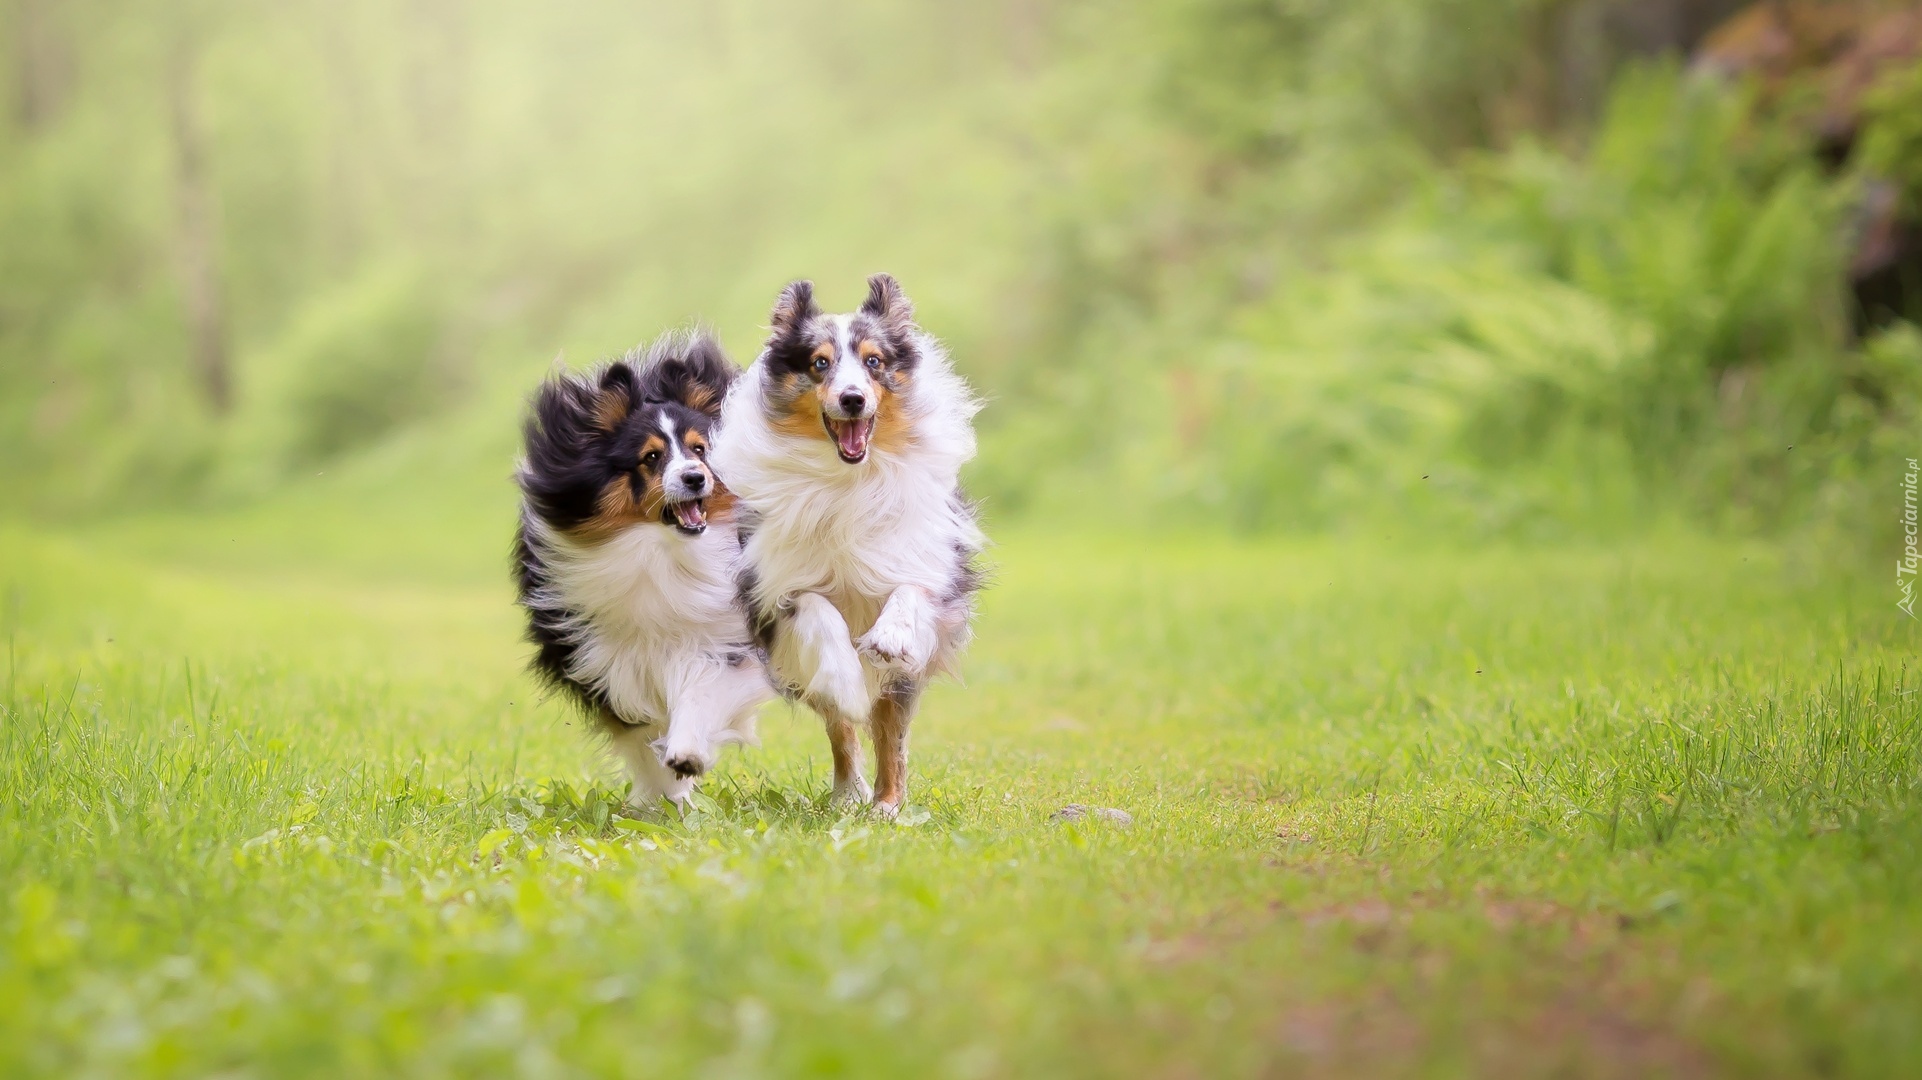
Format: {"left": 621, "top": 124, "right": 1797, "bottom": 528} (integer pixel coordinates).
{"left": 7, "top": 0, "right": 72, "bottom": 132}
{"left": 167, "top": 8, "right": 230, "bottom": 413}
{"left": 401, "top": 0, "right": 471, "bottom": 250}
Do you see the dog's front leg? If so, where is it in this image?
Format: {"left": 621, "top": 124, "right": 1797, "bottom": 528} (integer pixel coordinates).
{"left": 788, "top": 592, "right": 871, "bottom": 720}
{"left": 855, "top": 586, "right": 939, "bottom": 677}
{"left": 605, "top": 716, "right": 694, "bottom": 812}
{"left": 655, "top": 657, "right": 768, "bottom": 782}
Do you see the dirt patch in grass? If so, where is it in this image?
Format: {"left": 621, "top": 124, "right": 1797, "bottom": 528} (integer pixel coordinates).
{"left": 1140, "top": 892, "right": 1716, "bottom": 1079}
{"left": 1484, "top": 992, "right": 1714, "bottom": 1079}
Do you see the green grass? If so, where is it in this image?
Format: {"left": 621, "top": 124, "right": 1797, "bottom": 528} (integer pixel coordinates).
{"left": 2, "top": 522, "right": 1917, "bottom": 1078}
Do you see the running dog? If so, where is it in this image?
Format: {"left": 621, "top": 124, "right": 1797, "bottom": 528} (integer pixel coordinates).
{"left": 714, "top": 274, "right": 984, "bottom": 815}
{"left": 514, "top": 330, "right": 771, "bottom": 809}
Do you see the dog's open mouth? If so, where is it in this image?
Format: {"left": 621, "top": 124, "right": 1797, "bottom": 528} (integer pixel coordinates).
{"left": 823, "top": 415, "right": 875, "bottom": 463}
{"left": 662, "top": 499, "right": 707, "bottom": 535}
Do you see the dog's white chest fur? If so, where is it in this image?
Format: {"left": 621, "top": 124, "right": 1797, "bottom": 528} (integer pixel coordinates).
{"left": 746, "top": 464, "right": 973, "bottom": 634}
{"left": 525, "top": 517, "right": 751, "bottom": 723}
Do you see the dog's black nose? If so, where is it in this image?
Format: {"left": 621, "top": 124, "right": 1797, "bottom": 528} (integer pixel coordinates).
{"left": 681, "top": 469, "right": 707, "bottom": 491}
{"left": 839, "top": 390, "right": 866, "bottom": 415}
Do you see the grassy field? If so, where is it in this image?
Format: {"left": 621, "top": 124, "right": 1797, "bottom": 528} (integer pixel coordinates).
{"left": 1, "top": 521, "right": 1917, "bottom": 1078}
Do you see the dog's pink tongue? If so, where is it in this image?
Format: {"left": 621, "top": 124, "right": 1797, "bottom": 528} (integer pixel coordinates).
{"left": 673, "top": 501, "right": 706, "bottom": 529}
{"left": 835, "top": 419, "right": 871, "bottom": 460}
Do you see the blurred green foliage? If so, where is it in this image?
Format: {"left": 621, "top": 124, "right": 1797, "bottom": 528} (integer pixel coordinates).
{"left": 1859, "top": 57, "right": 1922, "bottom": 209}
{"left": 986, "top": 4, "right": 1917, "bottom": 540}
{"left": 1180, "top": 68, "right": 1860, "bottom": 532}
{"left": 271, "top": 265, "right": 446, "bottom": 466}
{"left": 0, "top": 0, "right": 1037, "bottom": 513}
{"left": 0, "top": 0, "right": 1914, "bottom": 539}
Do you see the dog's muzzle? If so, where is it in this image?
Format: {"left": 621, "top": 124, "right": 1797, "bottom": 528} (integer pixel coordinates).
{"left": 662, "top": 469, "right": 711, "bottom": 534}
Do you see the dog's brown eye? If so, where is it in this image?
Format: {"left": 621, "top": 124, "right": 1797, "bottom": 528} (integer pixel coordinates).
{"left": 641, "top": 450, "right": 660, "bottom": 468}
{"left": 691, "top": 445, "right": 706, "bottom": 458}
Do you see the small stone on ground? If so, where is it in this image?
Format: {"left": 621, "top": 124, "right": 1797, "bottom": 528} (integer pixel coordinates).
{"left": 1051, "top": 804, "right": 1133, "bottom": 826}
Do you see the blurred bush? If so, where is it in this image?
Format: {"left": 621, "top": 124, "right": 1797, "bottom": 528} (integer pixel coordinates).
{"left": 1860, "top": 58, "right": 1922, "bottom": 200}
{"left": 977, "top": 10, "right": 1920, "bottom": 542}
{"left": 0, "top": 0, "right": 1914, "bottom": 545}
{"left": 272, "top": 266, "right": 447, "bottom": 466}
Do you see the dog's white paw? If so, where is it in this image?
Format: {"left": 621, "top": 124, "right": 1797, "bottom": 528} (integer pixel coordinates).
{"left": 829, "top": 773, "right": 873, "bottom": 810}
{"left": 806, "top": 645, "right": 871, "bottom": 720}
{"left": 651, "top": 732, "right": 716, "bottom": 781}
{"left": 660, "top": 748, "right": 714, "bottom": 781}
{"left": 664, "top": 789, "right": 694, "bottom": 817}
{"left": 856, "top": 609, "right": 937, "bottom": 677}
{"left": 625, "top": 781, "right": 693, "bottom": 814}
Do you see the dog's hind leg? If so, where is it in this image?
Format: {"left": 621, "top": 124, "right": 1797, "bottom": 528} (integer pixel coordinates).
{"left": 824, "top": 714, "right": 872, "bottom": 809}
{"left": 869, "top": 680, "right": 921, "bottom": 818}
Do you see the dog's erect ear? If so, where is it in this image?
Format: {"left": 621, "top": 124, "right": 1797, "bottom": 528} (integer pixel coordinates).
{"left": 769, "top": 280, "right": 818, "bottom": 336}
{"left": 674, "top": 332, "right": 735, "bottom": 418}
{"left": 638, "top": 331, "right": 736, "bottom": 419}
{"left": 592, "top": 362, "right": 638, "bottom": 432}
{"left": 860, "top": 273, "right": 912, "bottom": 328}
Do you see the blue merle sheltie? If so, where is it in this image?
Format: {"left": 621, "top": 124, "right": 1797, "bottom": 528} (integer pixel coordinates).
{"left": 713, "top": 275, "right": 984, "bottom": 816}
{"left": 514, "top": 331, "right": 772, "bottom": 809}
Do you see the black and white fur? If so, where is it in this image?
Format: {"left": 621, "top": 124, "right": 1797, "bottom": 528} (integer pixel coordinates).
{"left": 514, "top": 331, "right": 771, "bottom": 809}
{"left": 713, "top": 274, "right": 984, "bottom": 815}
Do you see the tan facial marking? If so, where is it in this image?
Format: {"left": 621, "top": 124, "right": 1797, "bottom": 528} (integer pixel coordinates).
{"left": 566, "top": 434, "right": 671, "bottom": 543}
{"left": 768, "top": 350, "right": 911, "bottom": 454}
{"left": 704, "top": 487, "right": 738, "bottom": 522}
{"left": 872, "top": 368, "right": 913, "bottom": 453}
{"left": 573, "top": 471, "right": 659, "bottom": 543}
{"left": 679, "top": 431, "right": 716, "bottom": 487}
{"left": 773, "top": 378, "right": 825, "bottom": 440}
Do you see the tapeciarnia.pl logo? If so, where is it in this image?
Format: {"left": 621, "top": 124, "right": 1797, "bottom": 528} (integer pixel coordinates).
{"left": 1902, "top": 457, "right": 1919, "bottom": 618}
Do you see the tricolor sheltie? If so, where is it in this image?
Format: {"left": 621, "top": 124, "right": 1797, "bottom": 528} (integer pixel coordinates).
{"left": 514, "top": 331, "right": 772, "bottom": 809}
{"left": 714, "top": 274, "right": 984, "bottom": 815}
